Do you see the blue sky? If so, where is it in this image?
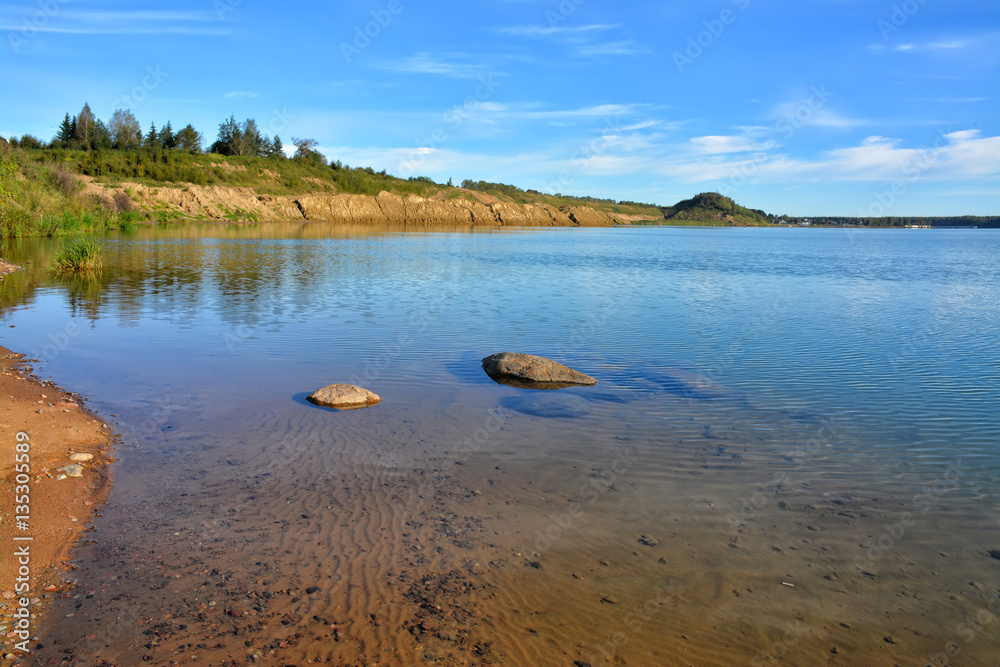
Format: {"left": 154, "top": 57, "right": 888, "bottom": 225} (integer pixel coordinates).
{"left": 1, "top": 0, "right": 998, "bottom": 216}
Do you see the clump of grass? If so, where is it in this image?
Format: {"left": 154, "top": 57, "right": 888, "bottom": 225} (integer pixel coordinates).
{"left": 53, "top": 238, "right": 102, "bottom": 274}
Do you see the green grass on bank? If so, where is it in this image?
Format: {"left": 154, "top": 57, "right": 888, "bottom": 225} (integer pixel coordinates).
{"left": 0, "top": 147, "right": 139, "bottom": 238}
{"left": 57, "top": 147, "right": 438, "bottom": 197}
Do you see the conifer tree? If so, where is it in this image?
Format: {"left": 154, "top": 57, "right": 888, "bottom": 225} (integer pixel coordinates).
{"left": 145, "top": 122, "right": 160, "bottom": 148}
{"left": 175, "top": 124, "right": 203, "bottom": 153}
{"left": 56, "top": 113, "right": 74, "bottom": 146}
{"left": 158, "top": 121, "right": 175, "bottom": 149}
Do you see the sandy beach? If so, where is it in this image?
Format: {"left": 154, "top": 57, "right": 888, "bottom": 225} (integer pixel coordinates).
{"left": 0, "top": 334, "right": 116, "bottom": 662}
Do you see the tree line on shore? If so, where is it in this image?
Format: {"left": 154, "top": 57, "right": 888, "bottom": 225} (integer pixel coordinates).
{"left": 7, "top": 103, "right": 326, "bottom": 165}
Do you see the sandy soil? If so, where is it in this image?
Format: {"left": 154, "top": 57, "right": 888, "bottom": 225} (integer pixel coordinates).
{"left": 0, "top": 343, "right": 116, "bottom": 663}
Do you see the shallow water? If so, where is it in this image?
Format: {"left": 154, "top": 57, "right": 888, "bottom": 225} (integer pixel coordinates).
{"left": 2, "top": 224, "right": 999, "bottom": 665}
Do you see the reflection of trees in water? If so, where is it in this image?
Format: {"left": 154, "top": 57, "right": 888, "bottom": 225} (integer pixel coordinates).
{"left": 1, "top": 222, "right": 414, "bottom": 331}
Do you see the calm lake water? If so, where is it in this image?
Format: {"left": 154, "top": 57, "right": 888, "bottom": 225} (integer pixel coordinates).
{"left": 2, "top": 224, "right": 999, "bottom": 666}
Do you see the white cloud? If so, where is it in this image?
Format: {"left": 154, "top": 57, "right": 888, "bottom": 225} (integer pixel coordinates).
{"left": 498, "top": 24, "right": 620, "bottom": 38}
{"left": 0, "top": 9, "right": 228, "bottom": 35}
{"left": 380, "top": 53, "right": 486, "bottom": 79}
{"left": 498, "top": 22, "right": 643, "bottom": 57}
{"left": 667, "top": 131, "right": 1000, "bottom": 184}
{"left": 893, "top": 39, "right": 970, "bottom": 52}
{"left": 690, "top": 135, "right": 776, "bottom": 155}
{"left": 770, "top": 101, "right": 868, "bottom": 130}
{"left": 577, "top": 40, "right": 646, "bottom": 57}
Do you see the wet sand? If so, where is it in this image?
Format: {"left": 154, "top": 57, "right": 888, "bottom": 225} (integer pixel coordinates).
{"left": 0, "top": 345, "right": 116, "bottom": 663}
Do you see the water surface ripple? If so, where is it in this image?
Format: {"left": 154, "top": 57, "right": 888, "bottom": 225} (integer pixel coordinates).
{"left": 1, "top": 225, "right": 998, "bottom": 665}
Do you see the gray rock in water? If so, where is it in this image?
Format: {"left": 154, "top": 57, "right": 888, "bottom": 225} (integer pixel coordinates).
{"left": 482, "top": 352, "right": 597, "bottom": 389}
{"left": 307, "top": 384, "right": 381, "bottom": 409}
{"left": 58, "top": 464, "right": 84, "bottom": 478}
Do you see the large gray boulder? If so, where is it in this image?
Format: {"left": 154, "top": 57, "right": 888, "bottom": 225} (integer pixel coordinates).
{"left": 482, "top": 353, "right": 597, "bottom": 389}
{"left": 307, "top": 384, "right": 381, "bottom": 409}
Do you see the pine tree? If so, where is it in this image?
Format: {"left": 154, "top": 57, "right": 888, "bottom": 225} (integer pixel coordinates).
{"left": 158, "top": 121, "right": 175, "bottom": 149}
{"left": 145, "top": 122, "right": 160, "bottom": 148}
{"left": 271, "top": 135, "right": 283, "bottom": 158}
{"left": 175, "top": 124, "right": 203, "bottom": 153}
{"left": 91, "top": 119, "right": 113, "bottom": 151}
{"left": 56, "top": 113, "right": 74, "bottom": 146}
{"left": 212, "top": 115, "right": 240, "bottom": 155}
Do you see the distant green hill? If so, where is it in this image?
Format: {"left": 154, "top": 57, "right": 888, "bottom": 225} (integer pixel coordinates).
{"left": 660, "top": 192, "right": 771, "bottom": 226}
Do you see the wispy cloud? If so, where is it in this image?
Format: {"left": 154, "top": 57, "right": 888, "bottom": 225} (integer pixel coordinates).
{"left": 379, "top": 52, "right": 487, "bottom": 78}
{"left": 0, "top": 8, "right": 228, "bottom": 35}
{"left": 896, "top": 40, "right": 969, "bottom": 51}
{"left": 498, "top": 24, "right": 621, "bottom": 38}
{"left": 498, "top": 22, "right": 645, "bottom": 57}
{"left": 659, "top": 131, "right": 1000, "bottom": 183}
{"left": 690, "top": 135, "right": 777, "bottom": 155}
{"left": 225, "top": 91, "right": 258, "bottom": 99}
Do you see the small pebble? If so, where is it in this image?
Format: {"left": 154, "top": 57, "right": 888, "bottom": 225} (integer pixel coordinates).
{"left": 69, "top": 453, "right": 94, "bottom": 462}
{"left": 58, "top": 465, "right": 84, "bottom": 478}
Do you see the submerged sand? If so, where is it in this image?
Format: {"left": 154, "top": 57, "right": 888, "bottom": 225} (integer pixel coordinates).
{"left": 14, "top": 380, "right": 1000, "bottom": 666}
